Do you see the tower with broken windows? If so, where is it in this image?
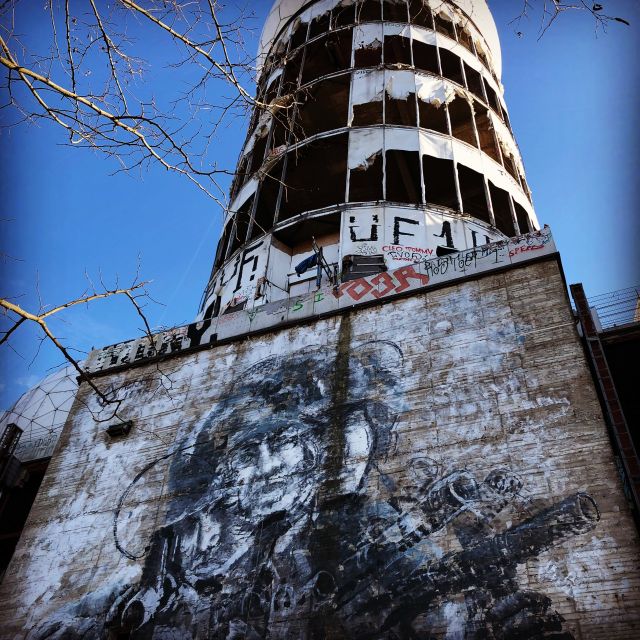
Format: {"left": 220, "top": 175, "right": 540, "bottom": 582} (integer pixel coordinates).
{"left": 2, "top": 2, "right": 640, "bottom": 638}
{"left": 199, "top": 0, "right": 536, "bottom": 319}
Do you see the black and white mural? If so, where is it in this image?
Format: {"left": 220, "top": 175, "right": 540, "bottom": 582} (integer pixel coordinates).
{"left": 31, "top": 339, "right": 599, "bottom": 639}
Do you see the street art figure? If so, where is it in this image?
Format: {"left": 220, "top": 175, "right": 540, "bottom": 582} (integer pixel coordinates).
{"left": 31, "top": 340, "right": 600, "bottom": 639}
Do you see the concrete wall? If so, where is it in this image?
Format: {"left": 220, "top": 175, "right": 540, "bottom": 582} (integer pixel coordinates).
{"left": 1, "top": 257, "right": 639, "bottom": 639}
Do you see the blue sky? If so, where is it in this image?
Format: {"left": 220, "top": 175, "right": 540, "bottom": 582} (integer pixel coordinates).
{"left": 1, "top": 0, "right": 638, "bottom": 409}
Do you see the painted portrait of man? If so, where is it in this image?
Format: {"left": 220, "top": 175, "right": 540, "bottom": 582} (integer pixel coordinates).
{"left": 32, "top": 339, "right": 600, "bottom": 639}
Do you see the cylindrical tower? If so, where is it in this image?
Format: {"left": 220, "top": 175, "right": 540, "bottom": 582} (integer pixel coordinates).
{"left": 198, "top": 0, "right": 537, "bottom": 320}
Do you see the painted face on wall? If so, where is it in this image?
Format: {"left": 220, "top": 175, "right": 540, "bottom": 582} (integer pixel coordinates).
{"left": 225, "top": 418, "right": 323, "bottom": 518}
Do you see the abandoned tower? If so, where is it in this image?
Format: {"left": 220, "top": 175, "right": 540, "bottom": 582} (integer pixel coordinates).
{"left": 1, "top": 0, "right": 639, "bottom": 638}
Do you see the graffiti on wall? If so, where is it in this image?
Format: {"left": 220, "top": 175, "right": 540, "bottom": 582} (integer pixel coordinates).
{"left": 32, "top": 338, "right": 598, "bottom": 639}
{"left": 85, "top": 228, "right": 556, "bottom": 375}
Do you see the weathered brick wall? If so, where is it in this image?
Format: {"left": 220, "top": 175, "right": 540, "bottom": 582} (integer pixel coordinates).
{"left": 1, "top": 257, "right": 638, "bottom": 639}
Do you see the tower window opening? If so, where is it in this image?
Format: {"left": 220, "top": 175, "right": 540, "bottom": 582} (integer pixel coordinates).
{"left": 458, "top": 164, "right": 490, "bottom": 223}
{"left": 385, "top": 149, "right": 422, "bottom": 204}
{"left": 448, "top": 96, "right": 476, "bottom": 147}
{"left": 289, "top": 20, "right": 308, "bottom": 50}
{"left": 274, "top": 213, "right": 341, "bottom": 250}
{"left": 214, "top": 220, "right": 233, "bottom": 270}
{"left": 439, "top": 49, "right": 464, "bottom": 86}
{"left": 227, "top": 195, "right": 254, "bottom": 257}
{"left": 423, "top": 155, "right": 457, "bottom": 209}
{"left": 489, "top": 181, "right": 515, "bottom": 237}
{"left": 230, "top": 155, "right": 249, "bottom": 199}
{"left": 279, "top": 134, "right": 348, "bottom": 220}
{"left": 384, "top": 34, "right": 412, "bottom": 66}
{"left": 383, "top": 0, "right": 409, "bottom": 23}
{"left": 385, "top": 92, "right": 417, "bottom": 126}
{"left": 412, "top": 41, "right": 439, "bottom": 74}
{"left": 482, "top": 78, "right": 502, "bottom": 116}
{"left": 249, "top": 132, "right": 269, "bottom": 175}
{"left": 354, "top": 39, "right": 382, "bottom": 67}
{"left": 476, "top": 47, "right": 491, "bottom": 74}
{"left": 434, "top": 12, "right": 456, "bottom": 40}
{"left": 301, "top": 29, "right": 353, "bottom": 85}
{"left": 409, "top": 0, "right": 434, "bottom": 29}
{"left": 271, "top": 110, "right": 292, "bottom": 150}
{"left": 473, "top": 103, "right": 500, "bottom": 163}
{"left": 519, "top": 173, "right": 532, "bottom": 202}
{"left": 463, "top": 63, "right": 484, "bottom": 102}
{"left": 501, "top": 104, "right": 512, "bottom": 131}
{"left": 356, "top": 0, "right": 383, "bottom": 22}
{"left": 500, "top": 144, "right": 520, "bottom": 184}
{"left": 282, "top": 48, "right": 303, "bottom": 95}
{"left": 309, "top": 12, "right": 331, "bottom": 39}
{"left": 352, "top": 99, "right": 384, "bottom": 126}
{"left": 513, "top": 200, "right": 532, "bottom": 234}
{"left": 334, "top": 3, "right": 357, "bottom": 28}
{"left": 255, "top": 157, "right": 284, "bottom": 226}
{"left": 349, "top": 152, "right": 384, "bottom": 202}
{"left": 250, "top": 191, "right": 276, "bottom": 241}
{"left": 294, "top": 74, "right": 350, "bottom": 140}
{"left": 417, "top": 98, "right": 448, "bottom": 134}
{"left": 457, "top": 26, "right": 474, "bottom": 53}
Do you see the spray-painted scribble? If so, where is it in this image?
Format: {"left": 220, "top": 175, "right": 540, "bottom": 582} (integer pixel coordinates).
{"left": 31, "top": 339, "right": 599, "bottom": 639}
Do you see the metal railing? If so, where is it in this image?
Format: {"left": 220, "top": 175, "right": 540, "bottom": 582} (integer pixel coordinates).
{"left": 588, "top": 286, "right": 640, "bottom": 330}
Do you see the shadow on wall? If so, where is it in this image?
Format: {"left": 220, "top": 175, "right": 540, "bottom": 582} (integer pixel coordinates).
{"left": 30, "top": 338, "right": 599, "bottom": 639}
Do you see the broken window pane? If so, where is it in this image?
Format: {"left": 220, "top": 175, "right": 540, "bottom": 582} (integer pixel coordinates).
{"left": 386, "top": 149, "right": 421, "bottom": 203}
{"left": 271, "top": 110, "right": 292, "bottom": 150}
{"left": 519, "top": 173, "right": 532, "bottom": 202}
{"left": 354, "top": 39, "right": 382, "bottom": 67}
{"left": 418, "top": 98, "right": 448, "bottom": 133}
{"left": 249, "top": 132, "right": 269, "bottom": 174}
{"left": 334, "top": 3, "right": 357, "bottom": 28}
{"left": 301, "top": 29, "right": 353, "bottom": 85}
{"left": 386, "top": 92, "right": 417, "bottom": 125}
{"left": 458, "top": 165, "right": 490, "bottom": 223}
{"left": 413, "top": 41, "right": 439, "bottom": 74}
{"left": 500, "top": 143, "right": 520, "bottom": 183}
{"left": 214, "top": 220, "right": 233, "bottom": 270}
{"left": 282, "top": 48, "right": 303, "bottom": 94}
{"left": 434, "top": 13, "right": 455, "bottom": 39}
{"left": 423, "top": 155, "right": 457, "bottom": 209}
{"left": 513, "top": 200, "right": 532, "bottom": 234}
{"left": 349, "top": 152, "right": 383, "bottom": 201}
{"left": 256, "top": 157, "right": 284, "bottom": 225}
{"left": 227, "top": 195, "right": 254, "bottom": 257}
{"left": 249, "top": 190, "right": 275, "bottom": 240}
{"left": 473, "top": 103, "right": 500, "bottom": 162}
{"left": 501, "top": 104, "right": 512, "bottom": 130}
{"left": 439, "top": 49, "right": 464, "bottom": 85}
{"left": 357, "top": 0, "right": 382, "bottom": 22}
{"left": 290, "top": 20, "right": 308, "bottom": 50}
{"left": 448, "top": 96, "right": 476, "bottom": 146}
{"left": 353, "top": 100, "right": 383, "bottom": 126}
{"left": 294, "top": 74, "right": 350, "bottom": 139}
{"left": 384, "top": 34, "right": 412, "bottom": 65}
{"left": 463, "top": 63, "right": 484, "bottom": 101}
{"left": 279, "top": 134, "right": 348, "bottom": 219}
{"left": 457, "top": 26, "right": 474, "bottom": 53}
{"left": 309, "top": 12, "right": 331, "bottom": 39}
{"left": 409, "top": 0, "right": 434, "bottom": 29}
{"left": 383, "top": 0, "right": 408, "bottom": 22}
{"left": 482, "top": 78, "right": 502, "bottom": 115}
{"left": 489, "top": 181, "right": 515, "bottom": 236}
